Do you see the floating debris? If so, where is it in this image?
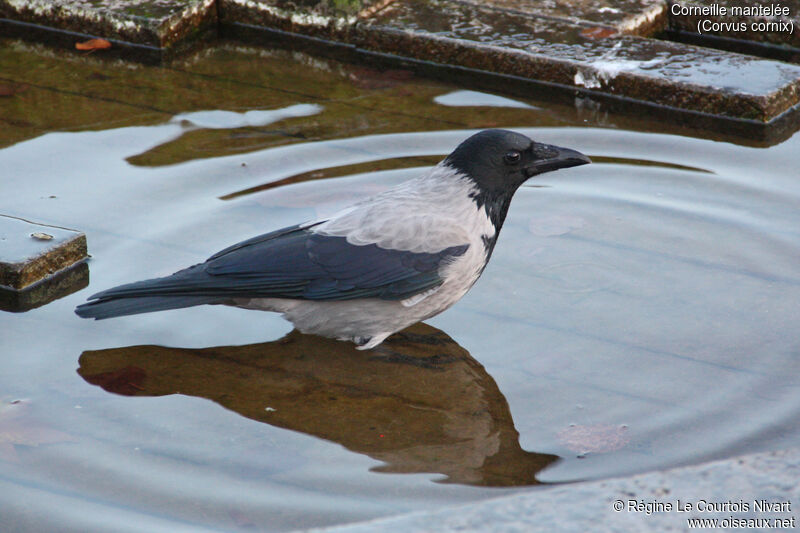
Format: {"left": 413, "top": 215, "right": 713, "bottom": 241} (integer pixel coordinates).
{"left": 75, "top": 38, "right": 112, "bottom": 51}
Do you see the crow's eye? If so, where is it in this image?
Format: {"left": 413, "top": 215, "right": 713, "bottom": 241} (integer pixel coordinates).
{"left": 504, "top": 150, "right": 521, "bottom": 164}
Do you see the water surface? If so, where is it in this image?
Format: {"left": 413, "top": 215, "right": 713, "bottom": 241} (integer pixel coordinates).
{"left": 1, "top": 39, "right": 800, "bottom": 532}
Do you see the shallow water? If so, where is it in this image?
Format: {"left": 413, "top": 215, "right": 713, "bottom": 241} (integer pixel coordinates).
{"left": 1, "top": 40, "right": 800, "bottom": 532}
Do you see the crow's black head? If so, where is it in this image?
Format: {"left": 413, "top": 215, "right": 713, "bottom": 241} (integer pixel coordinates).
{"left": 444, "top": 129, "right": 590, "bottom": 228}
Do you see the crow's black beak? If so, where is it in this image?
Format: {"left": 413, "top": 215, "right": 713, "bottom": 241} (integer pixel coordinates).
{"left": 526, "top": 143, "right": 591, "bottom": 177}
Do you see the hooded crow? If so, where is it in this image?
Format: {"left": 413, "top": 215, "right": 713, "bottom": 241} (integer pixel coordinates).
{"left": 76, "top": 129, "right": 590, "bottom": 349}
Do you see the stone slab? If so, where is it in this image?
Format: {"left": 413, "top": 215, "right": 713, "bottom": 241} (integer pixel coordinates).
{"left": 458, "top": 0, "right": 669, "bottom": 37}
{"left": 219, "top": 0, "right": 669, "bottom": 37}
{"left": 0, "top": 0, "right": 217, "bottom": 53}
{"left": 220, "top": 0, "right": 800, "bottom": 122}
{"left": 366, "top": 0, "right": 800, "bottom": 122}
{"left": 314, "top": 447, "right": 800, "bottom": 532}
{"left": 0, "top": 214, "right": 87, "bottom": 290}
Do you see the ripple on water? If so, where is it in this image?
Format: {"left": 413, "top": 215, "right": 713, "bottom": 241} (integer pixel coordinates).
{"left": 1, "top": 124, "right": 799, "bottom": 529}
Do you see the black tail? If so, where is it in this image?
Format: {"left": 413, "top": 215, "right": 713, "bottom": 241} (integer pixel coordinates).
{"left": 75, "top": 265, "right": 222, "bottom": 320}
{"left": 75, "top": 294, "right": 220, "bottom": 319}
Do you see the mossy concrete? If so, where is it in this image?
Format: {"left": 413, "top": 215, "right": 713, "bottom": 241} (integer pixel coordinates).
{"left": 0, "top": 215, "right": 87, "bottom": 290}
{"left": 0, "top": 261, "right": 89, "bottom": 312}
{"left": 0, "top": 215, "right": 89, "bottom": 311}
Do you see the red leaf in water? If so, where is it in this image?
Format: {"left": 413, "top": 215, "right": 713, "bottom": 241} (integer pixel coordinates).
{"left": 580, "top": 27, "right": 618, "bottom": 40}
{"left": 75, "top": 38, "right": 112, "bottom": 51}
{"left": 83, "top": 366, "right": 147, "bottom": 396}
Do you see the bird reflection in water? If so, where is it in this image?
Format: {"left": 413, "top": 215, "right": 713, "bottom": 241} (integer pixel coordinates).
{"left": 77, "top": 323, "right": 558, "bottom": 487}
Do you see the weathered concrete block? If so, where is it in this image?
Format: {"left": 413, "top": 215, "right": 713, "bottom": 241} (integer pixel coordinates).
{"left": 362, "top": 0, "right": 800, "bottom": 123}
{"left": 221, "top": 0, "right": 800, "bottom": 123}
{"left": 0, "top": 262, "right": 89, "bottom": 312}
{"left": 0, "top": 215, "right": 88, "bottom": 311}
{"left": 458, "top": 0, "right": 669, "bottom": 37}
{"left": 219, "top": 0, "right": 389, "bottom": 41}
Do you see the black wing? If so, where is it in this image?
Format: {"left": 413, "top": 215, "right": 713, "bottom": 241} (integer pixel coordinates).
{"left": 80, "top": 223, "right": 469, "bottom": 306}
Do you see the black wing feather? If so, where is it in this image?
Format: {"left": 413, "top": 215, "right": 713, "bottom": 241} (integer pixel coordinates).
{"left": 79, "top": 223, "right": 469, "bottom": 309}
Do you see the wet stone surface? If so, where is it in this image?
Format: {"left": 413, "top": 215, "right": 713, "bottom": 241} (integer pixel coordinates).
{"left": 217, "top": 0, "right": 394, "bottom": 46}
{"left": 220, "top": 0, "right": 800, "bottom": 122}
{"left": 356, "top": 0, "right": 800, "bottom": 122}
{"left": 457, "top": 0, "right": 669, "bottom": 36}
